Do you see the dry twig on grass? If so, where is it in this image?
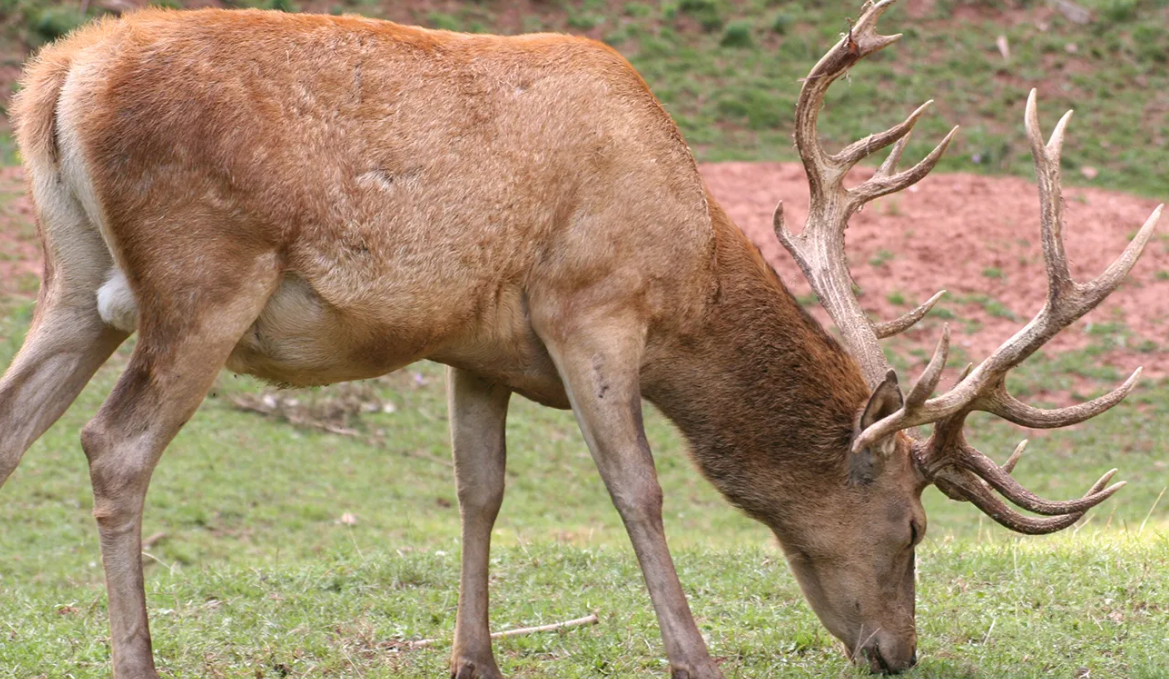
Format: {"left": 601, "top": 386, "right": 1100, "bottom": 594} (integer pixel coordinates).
{"left": 390, "top": 614, "right": 601, "bottom": 650}
{"left": 224, "top": 386, "right": 454, "bottom": 468}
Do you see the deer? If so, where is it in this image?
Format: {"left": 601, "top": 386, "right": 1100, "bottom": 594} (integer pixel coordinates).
{"left": 0, "top": 0, "right": 1160, "bottom": 676}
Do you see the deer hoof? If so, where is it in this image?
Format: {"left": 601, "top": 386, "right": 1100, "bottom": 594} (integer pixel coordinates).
{"left": 451, "top": 658, "right": 504, "bottom": 679}
{"left": 671, "top": 660, "right": 725, "bottom": 679}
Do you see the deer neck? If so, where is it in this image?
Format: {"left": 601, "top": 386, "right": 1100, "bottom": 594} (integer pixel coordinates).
{"left": 642, "top": 203, "right": 869, "bottom": 522}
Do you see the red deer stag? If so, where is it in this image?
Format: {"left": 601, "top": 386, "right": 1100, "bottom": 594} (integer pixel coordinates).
{"left": 1, "top": 1, "right": 1159, "bottom": 676}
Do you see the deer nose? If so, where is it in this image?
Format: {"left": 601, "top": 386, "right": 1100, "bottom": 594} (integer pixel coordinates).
{"left": 863, "top": 642, "right": 916, "bottom": 674}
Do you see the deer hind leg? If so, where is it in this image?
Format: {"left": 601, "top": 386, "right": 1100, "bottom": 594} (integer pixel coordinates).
{"left": 0, "top": 178, "right": 127, "bottom": 489}
{"left": 447, "top": 367, "right": 511, "bottom": 679}
{"left": 532, "top": 304, "right": 724, "bottom": 679}
{"left": 80, "top": 250, "right": 279, "bottom": 678}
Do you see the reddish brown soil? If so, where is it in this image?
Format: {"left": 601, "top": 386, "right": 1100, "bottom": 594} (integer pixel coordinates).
{"left": 1, "top": 163, "right": 1165, "bottom": 381}
{"left": 0, "top": 166, "right": 39, "bottom": 298}
{"left": 703, "top": 162, "right": 1168, "bottom": 381}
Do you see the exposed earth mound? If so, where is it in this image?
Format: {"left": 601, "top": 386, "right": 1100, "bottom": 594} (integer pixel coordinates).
{"left": 1, "top": 163, "right": 1165, "bottom": 382}
{"left": 705, "top": 162, "right": 1167, "bottom": 384}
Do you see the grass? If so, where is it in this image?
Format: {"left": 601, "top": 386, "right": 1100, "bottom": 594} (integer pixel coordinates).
{"left": 1, "top": 0, "right": 1168, "bottom": 199}
{"left": 1, "top": 296, "right": 1168, "bottom": 677}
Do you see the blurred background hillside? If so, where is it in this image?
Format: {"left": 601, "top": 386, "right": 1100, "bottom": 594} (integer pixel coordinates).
{"left": 1, "top": 0, "right": 1167, "bottom": 194}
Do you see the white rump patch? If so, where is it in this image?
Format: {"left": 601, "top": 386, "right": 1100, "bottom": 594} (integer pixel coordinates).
{"left": 96, "top": 268, "right": 139, "bottom": 333}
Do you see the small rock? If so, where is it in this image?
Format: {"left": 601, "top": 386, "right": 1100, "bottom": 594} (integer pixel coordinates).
{"left": 1065, "top": 42, "right": 1078, "bottom": 54}
{"left": 338, "top": 512, "right": 358, "bottom": 526}
{"left": 1050, "top": 0, "right": 1092, "bottom": 25}
{"left": 1080, "top": 166, "right": 1099, "bottom": 180}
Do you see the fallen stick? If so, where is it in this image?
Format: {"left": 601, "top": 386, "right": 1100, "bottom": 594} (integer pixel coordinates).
{"left": 226, "top": 394, "right": 454, "bottom": 468}
{"left": 142, "top": 532, "right": 168, "bottom": 549}
{"left": 401, "top": 613, "right": 600, "bottom": 649}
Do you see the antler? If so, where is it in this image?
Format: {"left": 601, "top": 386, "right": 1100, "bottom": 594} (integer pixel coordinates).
{"left": 774, "top": 0, "right": 957, "bottom": 389}
{"left": 779, "top": 0, "right": 1163, "bottom": 534}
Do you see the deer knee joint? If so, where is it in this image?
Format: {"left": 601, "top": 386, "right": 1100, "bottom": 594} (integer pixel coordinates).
{"left": 79, "top": 418, "right": 112, "bottom": 464}
{"left": 457, "top": 482, "right": 504, "bottom": 516}
{"left": 81, "top": 420, "right": 155, "bottom": 525}
{"left": 611, "top": 480, "right": 664, "bottom": 526}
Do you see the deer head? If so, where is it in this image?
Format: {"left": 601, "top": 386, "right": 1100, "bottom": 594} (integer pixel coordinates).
{"left": 769, "top": 0, "right": 1162, "bottom": 671}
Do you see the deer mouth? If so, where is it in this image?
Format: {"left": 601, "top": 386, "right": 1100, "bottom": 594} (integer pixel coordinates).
{"left": 863, "top": 643, "right": 889, "bottom": 674}
{"left": 862, "top": 642, "right": 917, "bottom": 675}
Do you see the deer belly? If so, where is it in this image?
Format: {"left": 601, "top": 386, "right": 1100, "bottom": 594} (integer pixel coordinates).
{"left": 225, "top": 274, "right": 427, "bottom": 387}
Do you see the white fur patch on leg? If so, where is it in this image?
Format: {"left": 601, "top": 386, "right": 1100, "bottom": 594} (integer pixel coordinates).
{"left": 96, "top": 268, "right": 138, "bottom": 333}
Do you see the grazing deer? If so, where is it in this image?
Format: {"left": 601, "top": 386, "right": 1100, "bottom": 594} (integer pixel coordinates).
{"left": 1, "top": 0, "right": 1160, "bottom": 676}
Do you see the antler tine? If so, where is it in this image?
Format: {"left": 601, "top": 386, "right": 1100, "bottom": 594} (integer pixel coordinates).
{"left": 834, "top": 100, "right": 934, "bottom": 170}
{"left": 985, "top": 367, "right": 1142, "bottom": 429}
{"left": 903, "top": 323, "right": 949, "bottom": 410}
{"left": 877, "top": 130, "right": 912, "bottom": 177}
{"left": 875, "top": 290, "right": 947, "bottom": 338}
{"left": 1079, "top": 204, "right": 1163, "bottom": 302}
{"left": 850, "top": 125, "right": 960, "bottom": 206}
{"left": 1026, "top": 89, "right": 1073, "bottom": 298}
{"left": 961, "top": 442, "right": 1124, "bottom": 515}
{"left": 1002, "top": 439, "right": 1026, "bottom": 474}
{"left": 933, "top": 463, "right": 1119, "bottom": 534}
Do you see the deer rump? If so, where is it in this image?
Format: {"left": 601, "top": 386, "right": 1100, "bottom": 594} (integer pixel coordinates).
{"left": 24, "top": 8, "right": 713, "bottom": 394}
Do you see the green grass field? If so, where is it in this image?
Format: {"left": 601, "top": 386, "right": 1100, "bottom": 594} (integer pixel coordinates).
{"left": 1, "top": 295, "right": 1167, "bottom": 677}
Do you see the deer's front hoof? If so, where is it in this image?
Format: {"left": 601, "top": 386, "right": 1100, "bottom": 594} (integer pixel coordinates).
{"left": 671, "top": 660, "right": 725, "bottom": 679}
{"left": 451, "top": 657, "right": 505, "bottom": 679}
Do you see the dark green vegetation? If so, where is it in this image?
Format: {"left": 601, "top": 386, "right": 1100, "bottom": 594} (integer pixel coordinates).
{"left": 1, "top": 0, "right": 1168, "bottom": 195}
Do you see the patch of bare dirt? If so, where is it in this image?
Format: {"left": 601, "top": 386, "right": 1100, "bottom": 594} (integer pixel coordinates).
{"left": 702, "top": 161, "right": 1168, "bottom": 380}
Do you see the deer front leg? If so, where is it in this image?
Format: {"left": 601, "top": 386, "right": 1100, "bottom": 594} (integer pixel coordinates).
{"left": 538, "top": 311, "right": 723, "bottom": 679}
{"left": 447, "top": 367, "right": 511, "bottom": 679}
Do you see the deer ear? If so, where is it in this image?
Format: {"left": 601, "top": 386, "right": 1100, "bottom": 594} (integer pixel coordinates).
{"left": 851, "top": 371, "right": 905, "bottom": 484}
{"left": 860, "top": 369, "right": 904, "bottom": 430}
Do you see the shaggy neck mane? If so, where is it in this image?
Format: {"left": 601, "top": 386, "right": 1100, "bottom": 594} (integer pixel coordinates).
{"left": 642, "top": 198, "right": 870, "bottom": 521}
